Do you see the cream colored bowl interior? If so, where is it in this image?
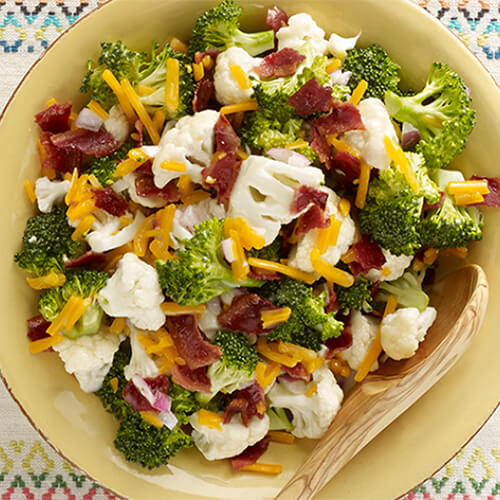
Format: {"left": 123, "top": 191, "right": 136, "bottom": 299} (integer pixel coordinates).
{"left": 0, "top": 0, "right": 499, "bottom": 499}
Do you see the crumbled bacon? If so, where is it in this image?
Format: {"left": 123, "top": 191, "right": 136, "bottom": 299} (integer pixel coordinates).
{"left": 64, "top": 250, "right": 107, "bottom": 270}
{"left": 122, "top": 375, "right": 170, "bottom": 412}
{"left": 218, "top": 293, "right": 280, "bottom": 335}
{"left": 288, "top": 78, "right": 332, "bottom": 117}
{"left": 134, "top": 161, "right": 181, "bottom": 202}
{"left": 281, "top": 363, "right": 310, "bottom": 382}
{"left": 27, "top": 315, "right": 51, "bottom": 343}
{"left": 325, "top": 316, "right": 353, "bottom": 358}
{"left": 256, "top": 48, "right": 305, "bottom": 79}
{"left": 291, "top": 185, "right": 328, "bottom": 213}
{"left": 193, "top": 76, "right": 216, "bottom": 113}
{"left": 194, "top": 50, "right": 221, "bottom": 65}
{"left": 249, "top": 268, "right": 282, "bottom": 281}
{"left": 311, "top": 127, "right": 334, "bottom": 169}
{"left": 423, "top": 191, "right": 445, "bottom": 212}
{"left": 35, "top": 102, "right": 72, "bottom": 134}
{"left": 326, "top": 288, "right": 339, "bottom": 314}
{"left": 471, "top": 176, "right": 500, "bottom": 207}
{"left": 231, "top": 436, "right": 271, "bottom": 470}
{"left": 295, "top": 204, "right": 330, "bottom": 236}
{"left": 171, "top": 364, "right": 211, "bottom": 393}
{"left": 202, "top": 154, "right": 241, "bottom": 204}
{"left": 214, "top": 115, "right": 241, "bottom": 154}
{"left": 313, "top": 101, "right": 364, "bottom": 136}
{"left": 133, "top": 120, "right": 144, "bottom": 147}
{"left": 40, "top": 131, "right": 82, "bottom": 174}
{"left": 92, "top": 187, "right": 129, "bottom": 216}
{"left": 331, "top": 151, "right": 361, "bottom": 183}
{"left": 50, "top": 128, "right": 123, "bottom": 157}
{"left": 349, "top": 236, "right": 386, "bottom": 276}
{"left": 167, "top": 315, "right": 222, "bottom": 370}
{"left": 223, "top": 382, "right": 266, "bottom": 426}
{"left": 266, "top": 6, "right": 288, "bottom": 33}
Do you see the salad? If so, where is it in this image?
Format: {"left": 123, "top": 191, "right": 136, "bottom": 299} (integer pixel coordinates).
{"left": 15, "top": 0, "right": 499, "bottom": 475}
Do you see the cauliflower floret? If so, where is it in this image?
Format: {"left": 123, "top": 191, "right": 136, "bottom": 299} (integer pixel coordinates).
{"left": 197, "top": 297, "right": 222, "bottom": 341}
{"left": 267, "top": 365, "right": 343, "bottom": 439}
{"left": 86, "top": 209, "right": 145, "bottom": 253}
{"left": 122, "top": 173, "right": 166, "bottom": 209}
{"left": 276, "top": 13, "right": 328, "bottom": 57}
{"left": 98, "top": 253, "right": 165, "bottom": 330}
{"left": 288, "top": 187, "right": 356, "bottom": 273}
{"left": 381, "top": 307, "right": 437, "bottom": 360}
{"left": 214, "top": 47, "right": 262, "bottom": 105}
{"left": 228, "top": 155, "right": 324, "bottom": 244}
{"left": 124, "top": 323, "right": 160, "bottom": 380}
{"left": 152, "top": 110, "right": 220, "bottom": 189}
{"left": 343, "top": 98, "right": 399, "bottom": 170}
{"left": 104, "top": 105, "right": 130, "bottom": 143}
{"left": 327, "top": 32, "right": 360, "bottom": 59}
{"left": 189, "top": 412, "right": 269, "bottom": 461}
{"left": 170, "top": 198, "right": 226, "bottom": 248}
{"left": 53, "top": 331, "right": 121, "bottom": 392}
{"left": 35, "top": 177, "right": 70, "bottom": 213}
{"left": 340, "top": 310, "right": 379, "bottom": 372}
{"left": 365, "top": 248, "right": 412, "bottom": 282}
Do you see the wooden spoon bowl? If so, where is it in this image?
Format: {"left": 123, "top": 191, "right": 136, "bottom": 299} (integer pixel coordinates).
{"left": 277, "top": 264, "right": 488, "bottom": 500}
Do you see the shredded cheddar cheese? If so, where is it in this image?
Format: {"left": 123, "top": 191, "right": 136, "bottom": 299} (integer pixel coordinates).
{"left": 447, "top": 180, "right": 489, "bottom": 196}
{"left": 230, "top": 64, "right": 252, "bottom": 90}
{"left": 268, "top": 431, "right": 295, "bottom": 445}
{"left": 153, "top": 109, "right": 167, "bottom": 134}
{"left": 165, "top": 58, "right": 180, "bottom": 113}
{"left": 261, "top": 307, "right": 292, "bottom": 329}
{"left": 71, "top": 215, "right": 95, "bottom": 241}
{"left": 140, "top": 411, "right": 164, "bottom": 428}
{"left": 255, "top": 361, "right": 281, "bottom": 390}
{"left": 109, "top": 377, "right": 119, "bottom": 393}
{"left": 220, "top": 100, "right": 259, "bottom": 114}
{"left": 66, "top": 198, "right": 96, "bottom": 222}
{"left": 109, "top": 317, "right": 126, "bottom": 335}
{"left": 46, "top": 296, "right": 91, "bottom": 336}
{"left": 349, "top": 79, "right": 368, "bottom": 106}
{"left": 193, "top": 62, "right": 205, "bottom": 82}
{"left": 310, "top": 249, "right": 354, "bottom": 287}
{"left": 229, "top": 229, "right": 249, "bottom": 282}
{"left": 160, "top": 161, "right": 186, "bottom": 172}
{"left": 239, "top": 463, "right": 283, "bottom": 475}
{"left": 29, "top": 334, "right": 63, "bottom": 354}
{"left": 87, "top": 100, "right": 109, "bottom": 121}
{"left": 423, "top": 248, "right": 439, "bottom": 266}
{"left": 381, "top": 266, "right": 392, "bottom": 277}
{"left": 285, "top": 140, "right": 309, "bottom": 150}
{"left": 26, "top": 271, "right": 66, "bottom": 290}
{"left": 46, "top": 98, "right": 57, "bottom": 107}
{"left": 326, "top": 57, "right": 341, "bottom": 73}
{"left": 224, "top": 217, "right": 266, "bottom": 251}
{"left": 24, "top": 180, "right": 36, "bottom": 203}
{"left": 161, "top": 302, "right": 206, "bottom": 316}
{"left": 169, "top": 37, "right": 188, "bottom": 53}
{"left": 256, "top": 337, "right": 300, "bottom": 367}
{"left": 355, "top": 162, "right": 371, "bottom": 209}
{"left": 102, "top": 69, "right": 136, "bottom": 121}
{"left": 384, "top": 136, "right": 419, "bottom": 194}
{"left": 197, "top": 409, "right": 223, "bottom": 430}
{"left": 316, "top": 216, "right": 342, "bottom": 255}
{"left": 341, "top": 248, "right": 356, "bottom": 264}
{"left": 182, "top": 189, "right": 211, "bottom": 205}
{"left": 454, "top": 192, "right": 484, "bottom": 205}
{"left": 178, "top": 174, "right": 193, "bottom": 195}
{"left": 327, "top": 136, "right": 360, "bottom": 159}
{"left": 305, "top": 383, "right": 318, "bottom": 397}
{"left": 338, "top": 198, "right": 351, "bottom": 217}
{"left": 133, "top": 213, "right": 156, "bottom": 257}
{"left": 248, "top": 258, "right": 317, "bottom": 285}
{"left": 115, "top": 158, "right": 144, "bottom": 178}
{"left": 202, "top": 55, "right": 215, "bottom": 70}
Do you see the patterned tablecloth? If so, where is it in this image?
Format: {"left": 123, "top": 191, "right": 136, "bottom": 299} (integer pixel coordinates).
{"left": 0, "top": 0, "right": 499, "bottom": 498}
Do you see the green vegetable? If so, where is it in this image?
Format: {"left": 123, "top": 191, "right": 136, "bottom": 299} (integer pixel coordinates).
{"left": 248, "top": 236, "right": 282, "bottom": 262}
{"left": 14, "top": 207, "right": 84, "bottom": 276}
{"left": 38, "top": 269, "right": 108, "bottom": 339}
{"left": 378, "top": 270, "right": 429, "bottom": 312}
{"left": 261, "top": 278, "right": 343, "bottom": 351}
{"left": 169, "top": 382, "right": 200, "bottom": 415}
{"left": 156, "top": 217, "right": 263, "bottom": 305}
{"left": 384, "top": 62, "right": 475, "bottom": 170}
{"left": 188, "top": 0, "right": 275, "bottom": 57}
{"left": 86, "top": 142, "right": 133, "bottom": 187}
{"left": 268, "top": 407, "right": 293, "bottom": 431}
{"left": 335, "top": 276, "right": 373, "bottom": 314}
{"left": 342, "top": 44, "right": 401, "bottom": 100}
{"left": 411, "top": 152, "right": 441, "bottom": 205}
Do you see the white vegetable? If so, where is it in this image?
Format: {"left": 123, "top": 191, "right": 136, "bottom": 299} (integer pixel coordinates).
{"left": 214, "top": 47, "right": 261, "bottom": 105}
{"left": 330, "top": 69, "right": 352, "bottom": 86}
{"left": 288, "top": 187, "right": 356, "bottom": 273}
{"left": 124, "top": 324, "right": 160, "bottom": 380}
{"left": 34, "top": 177, "right": 70, "bottom": 213}
{"left": 104, "top": 105, "right": 130, "bottom": 143}
{"left": 365, "top": 248, "right": 413, "bottom": 282}
{"left": 327, "top": 32, "right": 360, "bottom": 59}
{"left": 381, "top": 307, "right": 437, "bottom": 360}
{"left": 75, "top": 108, "right": 104, "bottom": 132}
{"left": 267, "top": 366, "right": 343, "bottom": 439}
{"left": 189, "top": 412, "right": 269, "bottom": 461}
{"left": 437, "top": 169, "right": 465, "bottom": 190}
{"left": 152, "top": 110, "right": 220, "bottom": 188}
{"left": 340, "top": 310, "right": 379, "bottom": 372}
{"left": 98, "top": 253, "right": 165, "bottom": 331}
{"left": 266, "top": 148, "right": 311, "bottom": 168}
{"left": 53, "top": 332, "right": 121, "bottom": 393}
{"left": 228, "top": 155, "right": 324, "bottom": 244}
{"left": 221, "top": 238, "right": 236, "bottom": 263}
{"left": 276, "top": 13, "right": 328, "bottom": 57}
{"left": 122, "top": 173, "right": 166, "bottom": 208}
{"left": 343, "top": 98, "right": 399, "bottom": 170}
{"left": 197, "top": 297, "right": 222, "bottom": 341}
{"left": 86, "top": 209, "right": 145, "bottom": 253}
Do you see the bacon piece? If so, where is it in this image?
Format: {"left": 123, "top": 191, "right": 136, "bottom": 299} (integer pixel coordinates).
{"left": 401, "top": 130, "right": 420, "bottom": 150}
{"left": 256, "top": 48, "right": 305, "bottom": 79}
{"left": 64, "top": 250, "right": 107, "bottom": 270}
{"left": 325, "top": 316, "right": 353, "bottom": 359}
{"left": 470, "top": 176, "right": 500, "bottom": 207}
{"left": 50, "top": 129, "right": 122, "bottom": 157}
{"left": 295, "top": 204, "right": 330, "bottom": 236}
{"left": 249, "top": 269, "right": 282, "bottom": 281}
{"left": 194, "top": 50, "right": 221, "bottom": 65}
{"left": 223, "top": 382, "right": 266, "bottom": 426}
{"left": 35, "top": 102, "right": 72, "bottom": 134}
{"left": 326, "top": 288, "right": 339, "bottom": 314}
{"left": 281, "top": 363, "right": 310, "bottom": 382}
{"left": 291, "top": 185, "right": 328, "bottom": 213}
{"left": 215, "top": 115, "right": 241, "bottom": 154}
{"left": 133, "top": 120, "right": 144, "bottom": 147}
{"left": 27, "top": 315, "right": 51, "bottom": 343}
{"left": 134, "top": 161, "right": 181, "bottom": 202}
{"left": 122, "top": 375, "right": 170, "bottom": 412}
{"left": 266, "top": 6, "right": 288, "bottom": 32}
{"left": 92, "top": 187, "right": 128, "bottom": 216}
{"left": 311, "top": 127, "right": 334, "bottom": 169}
{"left": 202, "top": 154, "right": 241, "bottom": 204}
{"left": 288, "top": 78, "right": 332, "bottom": 117}
{"left": 423, "top": 191, "right": 445, "bottom": 212}
{"left": 231, "top": 436, "right": 271, "bottom": 470}
{"left": 314, "top": 101, "right": 364, "bottom": 136}
{"left": 349, "top": 236, "right": 386, "bottom": 276}
{"left": 40, "top": 131, "right": 82, "bottom": 174}
{"left": 171, "top": 364, "right": 211, "bottom": 393}
{"left": 218, "top": 293, "right": 280, "bottom": 335}
{"left": 331, "top": 151, "right": 361, "bottom": 183}
{"left": 167, "top": 315, "right": 222, "bottom": 370}
{"left": 193, "top": 77, "right": 216, "bottom": 113}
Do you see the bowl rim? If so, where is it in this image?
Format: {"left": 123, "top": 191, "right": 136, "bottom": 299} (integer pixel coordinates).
{"left": 0, "top": 0, "right": 498, "bottom": 498}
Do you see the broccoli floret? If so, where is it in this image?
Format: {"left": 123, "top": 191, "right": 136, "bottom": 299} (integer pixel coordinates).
{"left": 248, "top": 236, "right": 282, "bottom": 262}
{"left": 81, "top": 41, "right": 147, "bottom": 109}
{"left": 114, "top": 410, "right": 192, "bottom": 469}
{"left": 331, "top": 84, "right": 351, "bottom": 102}
{"left": 156, "top": 218, "right": 263, "bottom": 305}
{"left": 169, "top": 382, "right": 200, "bottom": 415}
{"left": 359, "top": 165, "right": 423, "bottom": 256}
{"left": 410, "top": 152, "right": 441, "bottom": 205}
{"left": 14, "top": 207, "right": 84, "bottom": 276}
{"left": 38, "top": 269, "right": 108, "bottom": 339}
{"left": 86, "top": 142, "right": 133, "bottom": 187}
{"left": 188, "top": 0, "right": 275, "bottom": 57}
{"left": 96, "top": 343, "right": 132, "bottom": 420}
{"left": 378, "top": 270, "right": 429, "bottom": 312}
{"left": 342, "top": 44, "right": 401, "bottom": 100}
{"left": 268, "top": 407, "right": 293, "bottom": 431}
{"left": 384, "top": 62, "right": 475, "bottom": 170}
{"left": 261, "top": 278, "right": 343, "bottom": 351}
{"left": 203, "top": 330, "right": 258, "bottom": 399}
{"left": 335, "top": 276, "right": 374, "bottom": 314}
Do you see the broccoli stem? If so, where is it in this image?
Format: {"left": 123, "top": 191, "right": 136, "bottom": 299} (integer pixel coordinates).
{"left": 231, "top": 29, "right": 275, "bottom": 56}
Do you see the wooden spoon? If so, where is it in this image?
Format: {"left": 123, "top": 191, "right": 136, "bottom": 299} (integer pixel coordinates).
{"left": 276, "top": 264, "right": 488, "bottom": 500}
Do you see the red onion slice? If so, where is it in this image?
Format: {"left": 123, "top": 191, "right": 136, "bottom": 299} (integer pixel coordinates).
{"left": 266, "top": 148, "right": 311, "bottom": 168}
{"left": 75, "top": 108, "right": 104, "bottom": 132}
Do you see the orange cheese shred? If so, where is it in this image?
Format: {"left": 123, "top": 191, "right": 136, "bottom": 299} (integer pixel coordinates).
{"left": 239, "top": 463, "right": 283, "bottom": 475}
{"left": 310, "top": 249, "right": 354, "bottom": 287}
{"left": 197, "top": 409, "right": 223, "bottom": 430}
{"left": 24, "top": 180, "right": 36, "bottom": 203}
{"left": 87, "top": 100, "right": 109, "bottom": 121}
{"left": 261, "top": 307, "right": 292, "bottom": 329}
{"left": 230, "top": 64, "right": 252, "bottom": 90}
{"left": 256, "top": 361, "right": 281, "bottom": 390}
{"left": 220, "top": 100, "right": 259, "bottom": 115}
{"left": 165, "top": 58, "right": 180, "bottom": 113}
{"left": 384, "top": 136, "right": 419, "bottom": 194}
{"left": 355, "top": 162, "right": 371, "bottom": 209}
{"left": 248, "top": 258, "right": 317, "bottom": 285}
{"left": 102, "top": 69, "right": 136, "bottom": 121}
{"left": 349, "top": 79, "right": 368, "bottom": 106}
{"left": 29, "top": 334, "right": 63, "bottom": 354}
{"left": 161, "top": 303, "right": 206, "bottom": 316}
{"left": 268, "top": 431, "right": 295, "bottom": 445}
{"left": 140, "top": 411, "right": 164, "bottom": 428}
{"left": 26, "top": 271, "right": 66, "bottom": 290}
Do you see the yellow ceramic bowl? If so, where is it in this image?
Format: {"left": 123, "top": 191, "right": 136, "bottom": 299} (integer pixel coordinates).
{"left": 1, "top": 0, "right": 499, "bottom": 498}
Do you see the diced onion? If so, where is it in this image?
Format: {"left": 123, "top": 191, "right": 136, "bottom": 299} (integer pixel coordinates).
{"left": 222, "top": 238, "right": 236, "bottom": 263}
{"left": 141, "top": 145, "right": 161, "bottom": 158}
{"left": 266, "top": 148, "right": 311, "bottom": 168}
{"left": 330, "top": 69, "right": 352, "bottom": 86}
{"left": 75, "top": 108, "right": 104, "bottom": 132}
